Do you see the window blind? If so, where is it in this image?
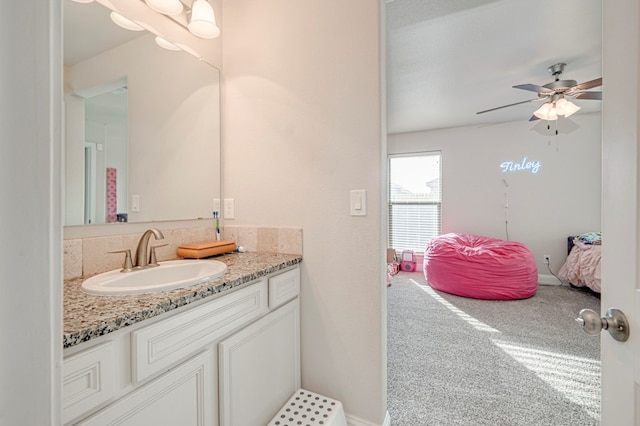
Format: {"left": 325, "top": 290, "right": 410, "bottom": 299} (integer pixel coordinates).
{"left": 388, "top": 153, "right": 442, "bottom": 253}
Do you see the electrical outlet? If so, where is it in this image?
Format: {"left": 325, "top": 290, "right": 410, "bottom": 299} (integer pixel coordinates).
{"left": 543, "top": 255, "right": 551, "bottom": 264}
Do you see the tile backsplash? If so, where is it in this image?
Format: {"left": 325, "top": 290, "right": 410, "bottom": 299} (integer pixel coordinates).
{"left": 223, "top": 225, "right": 303, "bottom": 255}
{"left": 64, "top": 225, "right": 303, "bottom": 280}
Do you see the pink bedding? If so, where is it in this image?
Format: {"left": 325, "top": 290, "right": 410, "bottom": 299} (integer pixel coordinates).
{"left": 424, "top": 233, "right": 538, "bottom": 300}
{"left": 558, "top": 240, "right": 601, "bottom": 293}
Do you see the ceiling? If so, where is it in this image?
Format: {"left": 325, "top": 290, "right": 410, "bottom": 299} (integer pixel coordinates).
{"left": 66, "top": 0, "right": 602, "bottom": 132}
{"left": 385, "top": 0, "right": 603, "bottom": 134}
{"left": 63, "top": 0, "right": 145, "bottom": 66}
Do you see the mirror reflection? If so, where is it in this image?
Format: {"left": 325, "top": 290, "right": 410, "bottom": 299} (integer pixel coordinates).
{"left": 63, "top": 0, "right": 221, "bottom": 226}
{"left": 83, "top": 87, "right": 128, "bottom": 224}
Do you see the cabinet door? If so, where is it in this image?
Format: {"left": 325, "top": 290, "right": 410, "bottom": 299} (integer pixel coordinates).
{"left": 63, "top": 341, "right": 116, "bottom": 424}
{"left": 219, "top": 299, "right": 300, "bottom": 426}
{"left": 77, "top": 350, "right": 215, "bottom": 426}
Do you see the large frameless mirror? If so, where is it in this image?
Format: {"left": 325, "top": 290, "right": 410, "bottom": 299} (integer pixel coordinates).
{"left": 63, "top": 0, "right": 221, "bottom": 226}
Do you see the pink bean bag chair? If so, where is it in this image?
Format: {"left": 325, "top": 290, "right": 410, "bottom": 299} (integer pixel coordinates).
{"left": 424, "top": 233, "right": 538, "bottom": 300}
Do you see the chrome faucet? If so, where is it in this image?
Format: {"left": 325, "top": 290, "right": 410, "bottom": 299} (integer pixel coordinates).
{"left": 134, "top": 228, "right": 165, "bottom": 269}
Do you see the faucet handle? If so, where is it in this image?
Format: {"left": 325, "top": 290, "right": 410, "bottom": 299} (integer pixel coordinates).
{"left": 149, "top": 243, "right": 168, "bottom": 267}
{"left": 108, "top": 249, "right": 134, "bottom": 272}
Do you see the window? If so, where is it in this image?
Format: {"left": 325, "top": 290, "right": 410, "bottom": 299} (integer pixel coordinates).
{"left": 388, "top": 152, "right": 441, "bottom": 253}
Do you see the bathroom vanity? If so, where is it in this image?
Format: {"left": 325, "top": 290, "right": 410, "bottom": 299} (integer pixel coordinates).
{"left": 62, "top": 252, "right": 301, "bottom": 425}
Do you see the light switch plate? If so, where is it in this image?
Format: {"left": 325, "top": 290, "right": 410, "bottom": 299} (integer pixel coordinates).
{"left": 224, "top": 198, "right": 235, "bottom": 219}
{"left": 131, "top": 195, "right": 140, "bottom": 212}
{"left": 350, "top": 190, "right": 367, "bottom": 216}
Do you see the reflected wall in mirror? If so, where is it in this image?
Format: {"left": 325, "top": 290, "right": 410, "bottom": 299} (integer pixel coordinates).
{"left": 63, "top": 0, "right": 221, "bottom": 226}
{"left": 75, "top": 85, "right": 128, "bottom": 225}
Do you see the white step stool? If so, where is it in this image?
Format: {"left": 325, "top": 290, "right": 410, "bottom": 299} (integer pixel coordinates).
{"left": 268, "top": 388, "right": 347, "bottom": 426}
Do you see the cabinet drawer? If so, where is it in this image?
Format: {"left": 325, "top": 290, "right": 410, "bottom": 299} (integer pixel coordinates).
{"left": 268, "top": 268, "right": 300, "bottom": 309}
{"left": 63, "top": 341, "right": 116, "bottom": 424}
{"left": 132, "top": 280, "right": 268, "bottom": 382}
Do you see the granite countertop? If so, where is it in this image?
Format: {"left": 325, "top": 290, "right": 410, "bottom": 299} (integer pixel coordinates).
{"left": 64, "top": 252, "right": 302, "bottom": 349}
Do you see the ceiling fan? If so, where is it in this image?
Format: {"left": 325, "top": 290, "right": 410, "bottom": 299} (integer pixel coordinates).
{"left": 477, "top": 63, "right": 602, "bottom": 122}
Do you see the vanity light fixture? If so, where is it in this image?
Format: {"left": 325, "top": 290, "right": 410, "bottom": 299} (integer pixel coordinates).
{"left": 110, "top": 12, "right": 145, "bottom": 31}
{"left": 74, "top": 0, "right": 220, "bottom": 48}
{"left": 188, "top": 0, "right": 220, "bottom": 39}
{"left": 155, "top": 36, "right": 181, "bottom": 51}
{"left": 144, "top": 0, "right": 184, "bottom": 16}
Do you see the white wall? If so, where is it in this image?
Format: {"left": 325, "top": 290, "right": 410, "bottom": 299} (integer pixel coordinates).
{"left": 0, "top": 1, "right": 62, "bottom": 424}
{"left": 222, "top": 0, "right": 386, "bottom": 423}
{"left": 65, "top": 94, "right": 86, "bottom": 225}
{"left": 389, "top": 113, "right": 602, "bottom": 277}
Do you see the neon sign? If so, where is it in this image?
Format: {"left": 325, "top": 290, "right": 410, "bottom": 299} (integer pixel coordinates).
{"left": 500, "top": 157, "right": 541, "bottom": 174}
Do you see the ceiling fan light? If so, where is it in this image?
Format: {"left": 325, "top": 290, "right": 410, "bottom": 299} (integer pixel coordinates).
{"left": 557, "top": 99, "right": 581, "bottom": 117}
{"left": 188, "top": 0, "right": 220, "bottom": 39}
{"left": 533, "top": 102, "right": 557, "bottom": 121}
{"left": 110, "top": 12, "right": 145, "bottom": 32}
{"left": 155, "top": 36, "right": 181, "bottom": 51}
{"left": 145, "top": 0, "right": 183, "bottom": 16}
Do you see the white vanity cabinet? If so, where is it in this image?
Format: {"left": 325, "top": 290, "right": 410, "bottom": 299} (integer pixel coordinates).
{"left": 63, "top": 266, "right": 300, "bottom": 426}
{"left": 219, "top": 268, "right": 301, "bottom": 426}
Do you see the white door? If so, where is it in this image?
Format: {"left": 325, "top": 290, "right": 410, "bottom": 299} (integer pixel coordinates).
{"left": 599, "top": 1, "right": 639, "bottom": 423}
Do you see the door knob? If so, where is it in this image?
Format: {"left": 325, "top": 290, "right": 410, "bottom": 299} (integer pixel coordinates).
{"left": 576, "top": 308, "right": 629, "bottom": 342}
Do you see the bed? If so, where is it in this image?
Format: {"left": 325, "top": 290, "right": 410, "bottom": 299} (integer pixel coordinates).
{"left": 423, "top": 233, "right": 538, "bottom": 300}
{"left": 558, "top": 232, "right": 601, "bottom": 293}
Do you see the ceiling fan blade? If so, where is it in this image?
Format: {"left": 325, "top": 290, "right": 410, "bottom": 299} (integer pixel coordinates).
{"left": 513, "top": 84, "right": 554, "bottom": 95}
{"left": 571, "top": 77, "right": 602, "bottom": 91}
{"left": 572, "top": 91, "right": 602, "bottom": 100}
{"left": 477, "top": 97, "right": 546, "bottom": 115}
{"left": 528, "top": 114, "right": 539, "bottom": 122}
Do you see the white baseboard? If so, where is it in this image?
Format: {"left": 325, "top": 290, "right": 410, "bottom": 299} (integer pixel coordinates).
{"left": 347, "top": 411, "right": 390, "bottom": 426}
{"left": 538, "top": 273, "right": 562, "bottom": 286}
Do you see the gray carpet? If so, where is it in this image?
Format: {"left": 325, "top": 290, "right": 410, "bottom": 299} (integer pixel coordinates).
{"left": 387, "top": 272, "right": 601, "bottom": 426}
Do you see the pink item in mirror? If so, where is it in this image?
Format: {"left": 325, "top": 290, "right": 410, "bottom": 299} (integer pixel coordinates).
{"left": 106, "top": 168, "right": 117, "bottom": 223}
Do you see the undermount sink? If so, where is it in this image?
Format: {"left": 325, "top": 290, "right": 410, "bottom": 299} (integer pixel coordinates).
{"left": 81, "top": 259, "right": 228, "bottom": 296}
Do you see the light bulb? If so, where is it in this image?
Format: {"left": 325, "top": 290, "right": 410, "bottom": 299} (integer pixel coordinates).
{"left": 188, "top": 0, "right": 220, "bottom": 39}
{"left": 554, "top": 98, "right": 568, "bottom": 115}
{"left": 533, "top": 102, "right": 558, "bottom": 121}
{"left": 110, "top": 12, "right": 144, "bottom": 32}
{"left": 555, "top": 98, "right": 581, "bottom": 117}
{"left": 145, "top": 0, "right": 183, "bottom": 16}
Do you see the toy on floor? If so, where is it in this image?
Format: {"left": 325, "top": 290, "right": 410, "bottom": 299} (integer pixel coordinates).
{"left": 387, "top": 248, "right": 400, "bottom": 286}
